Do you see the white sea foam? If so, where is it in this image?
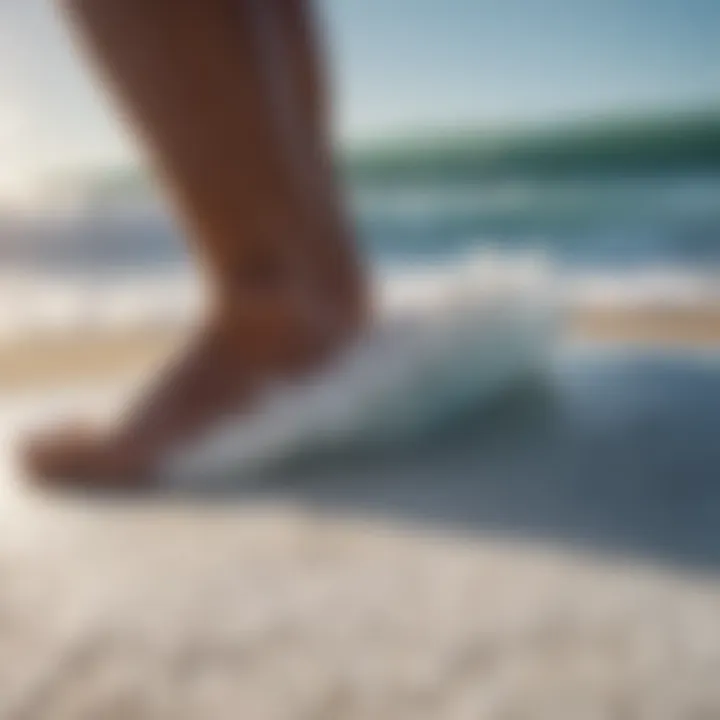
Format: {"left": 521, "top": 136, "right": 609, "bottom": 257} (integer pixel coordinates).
{"left": 0, "top": 259, "right": 718, "bottom": 346}
{"left": 564, "top": 267, "right": 720, "bottom": 311}
{"left": 0, "top": 269, "right": 200, "bottom": 344}
{"left": 1, "top": 249, "right": 718, "bottom": 347}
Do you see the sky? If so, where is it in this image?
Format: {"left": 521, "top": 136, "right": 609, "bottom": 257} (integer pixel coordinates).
{"left": 0, "top": 0, "right": 718, "bottom": 197}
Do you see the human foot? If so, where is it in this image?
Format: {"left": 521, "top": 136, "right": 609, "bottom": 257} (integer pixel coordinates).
{"left": 21, "top": 293, "right": 355, "bottom": 488}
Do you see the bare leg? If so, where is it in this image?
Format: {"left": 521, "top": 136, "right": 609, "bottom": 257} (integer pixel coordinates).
{"left": 21, "top": 0, "right": 365, "bottom": 485}
{"left": 259, "top": 0, "right": 367, "bottom": 330}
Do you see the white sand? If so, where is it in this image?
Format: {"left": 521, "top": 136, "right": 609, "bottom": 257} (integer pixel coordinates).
{"left": 2, "top": 466, "right": 720, "bottom": 718}
{"left": 1, "top": 342, "right": 720, "bottom": 718}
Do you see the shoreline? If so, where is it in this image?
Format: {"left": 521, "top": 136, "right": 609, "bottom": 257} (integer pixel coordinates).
{"left": 0, "top": 307, "right": 719, "bottom": 392}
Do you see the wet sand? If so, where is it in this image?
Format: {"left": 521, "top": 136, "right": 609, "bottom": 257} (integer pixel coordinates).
{"left": 1, "top": 332, "right": 720, "bottom": 717}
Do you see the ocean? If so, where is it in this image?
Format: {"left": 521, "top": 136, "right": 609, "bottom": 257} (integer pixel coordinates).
{"left": 0, "top": 112, "right": 719, "bottom": 341}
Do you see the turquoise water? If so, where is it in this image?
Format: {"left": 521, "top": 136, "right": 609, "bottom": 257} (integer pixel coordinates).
{"left": 356, "top": 174, "right": 720, "bottom": 268}
{"left": 348, "top": 112, "right": 720, "bottom": 269}
{"left": 346, "top": 112, "right": 720, "bottom": 184}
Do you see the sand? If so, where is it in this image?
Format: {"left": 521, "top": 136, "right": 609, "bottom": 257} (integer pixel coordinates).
{"left": 2, "top": 491, "right": 720, "bottom": 720}
{"left": 0, "top": 327, "right": 179, "bottom": 393}
{"left": 0, "top": 306, "right": 719, "bottom": 393}
{"left": 571, "top": 306, "right": 720, "bottom": 345}
{"left": 1, "top": 323, "right": 720, "bottom": 718}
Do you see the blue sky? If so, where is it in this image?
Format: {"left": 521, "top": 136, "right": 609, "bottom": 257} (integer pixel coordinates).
{"left": 0, "top": 0, "right": 718, "bottom": 196}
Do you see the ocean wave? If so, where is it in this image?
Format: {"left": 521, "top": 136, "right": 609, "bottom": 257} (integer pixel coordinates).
{"left": 347, "top": 111, "right": 720, "bottom": 183}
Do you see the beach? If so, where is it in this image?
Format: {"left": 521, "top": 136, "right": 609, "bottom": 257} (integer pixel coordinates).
{"left": 0, "top": 326, "right": 179, "bottom": 393}
{"left": 3, "top": 501, "right": 720, "bottom": 719}
{"left": 0, "top": 111, "right": 719, "bottom": 718}
{"left": 1, "top": 337, "right": 720, "bottom": 718}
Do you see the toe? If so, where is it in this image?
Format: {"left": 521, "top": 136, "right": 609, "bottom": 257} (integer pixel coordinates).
{"left": 19, "top": 424, "right": 151, "bottom": 488}
{"left": 20, "top": 424, "right": 100, "bottom": 485}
